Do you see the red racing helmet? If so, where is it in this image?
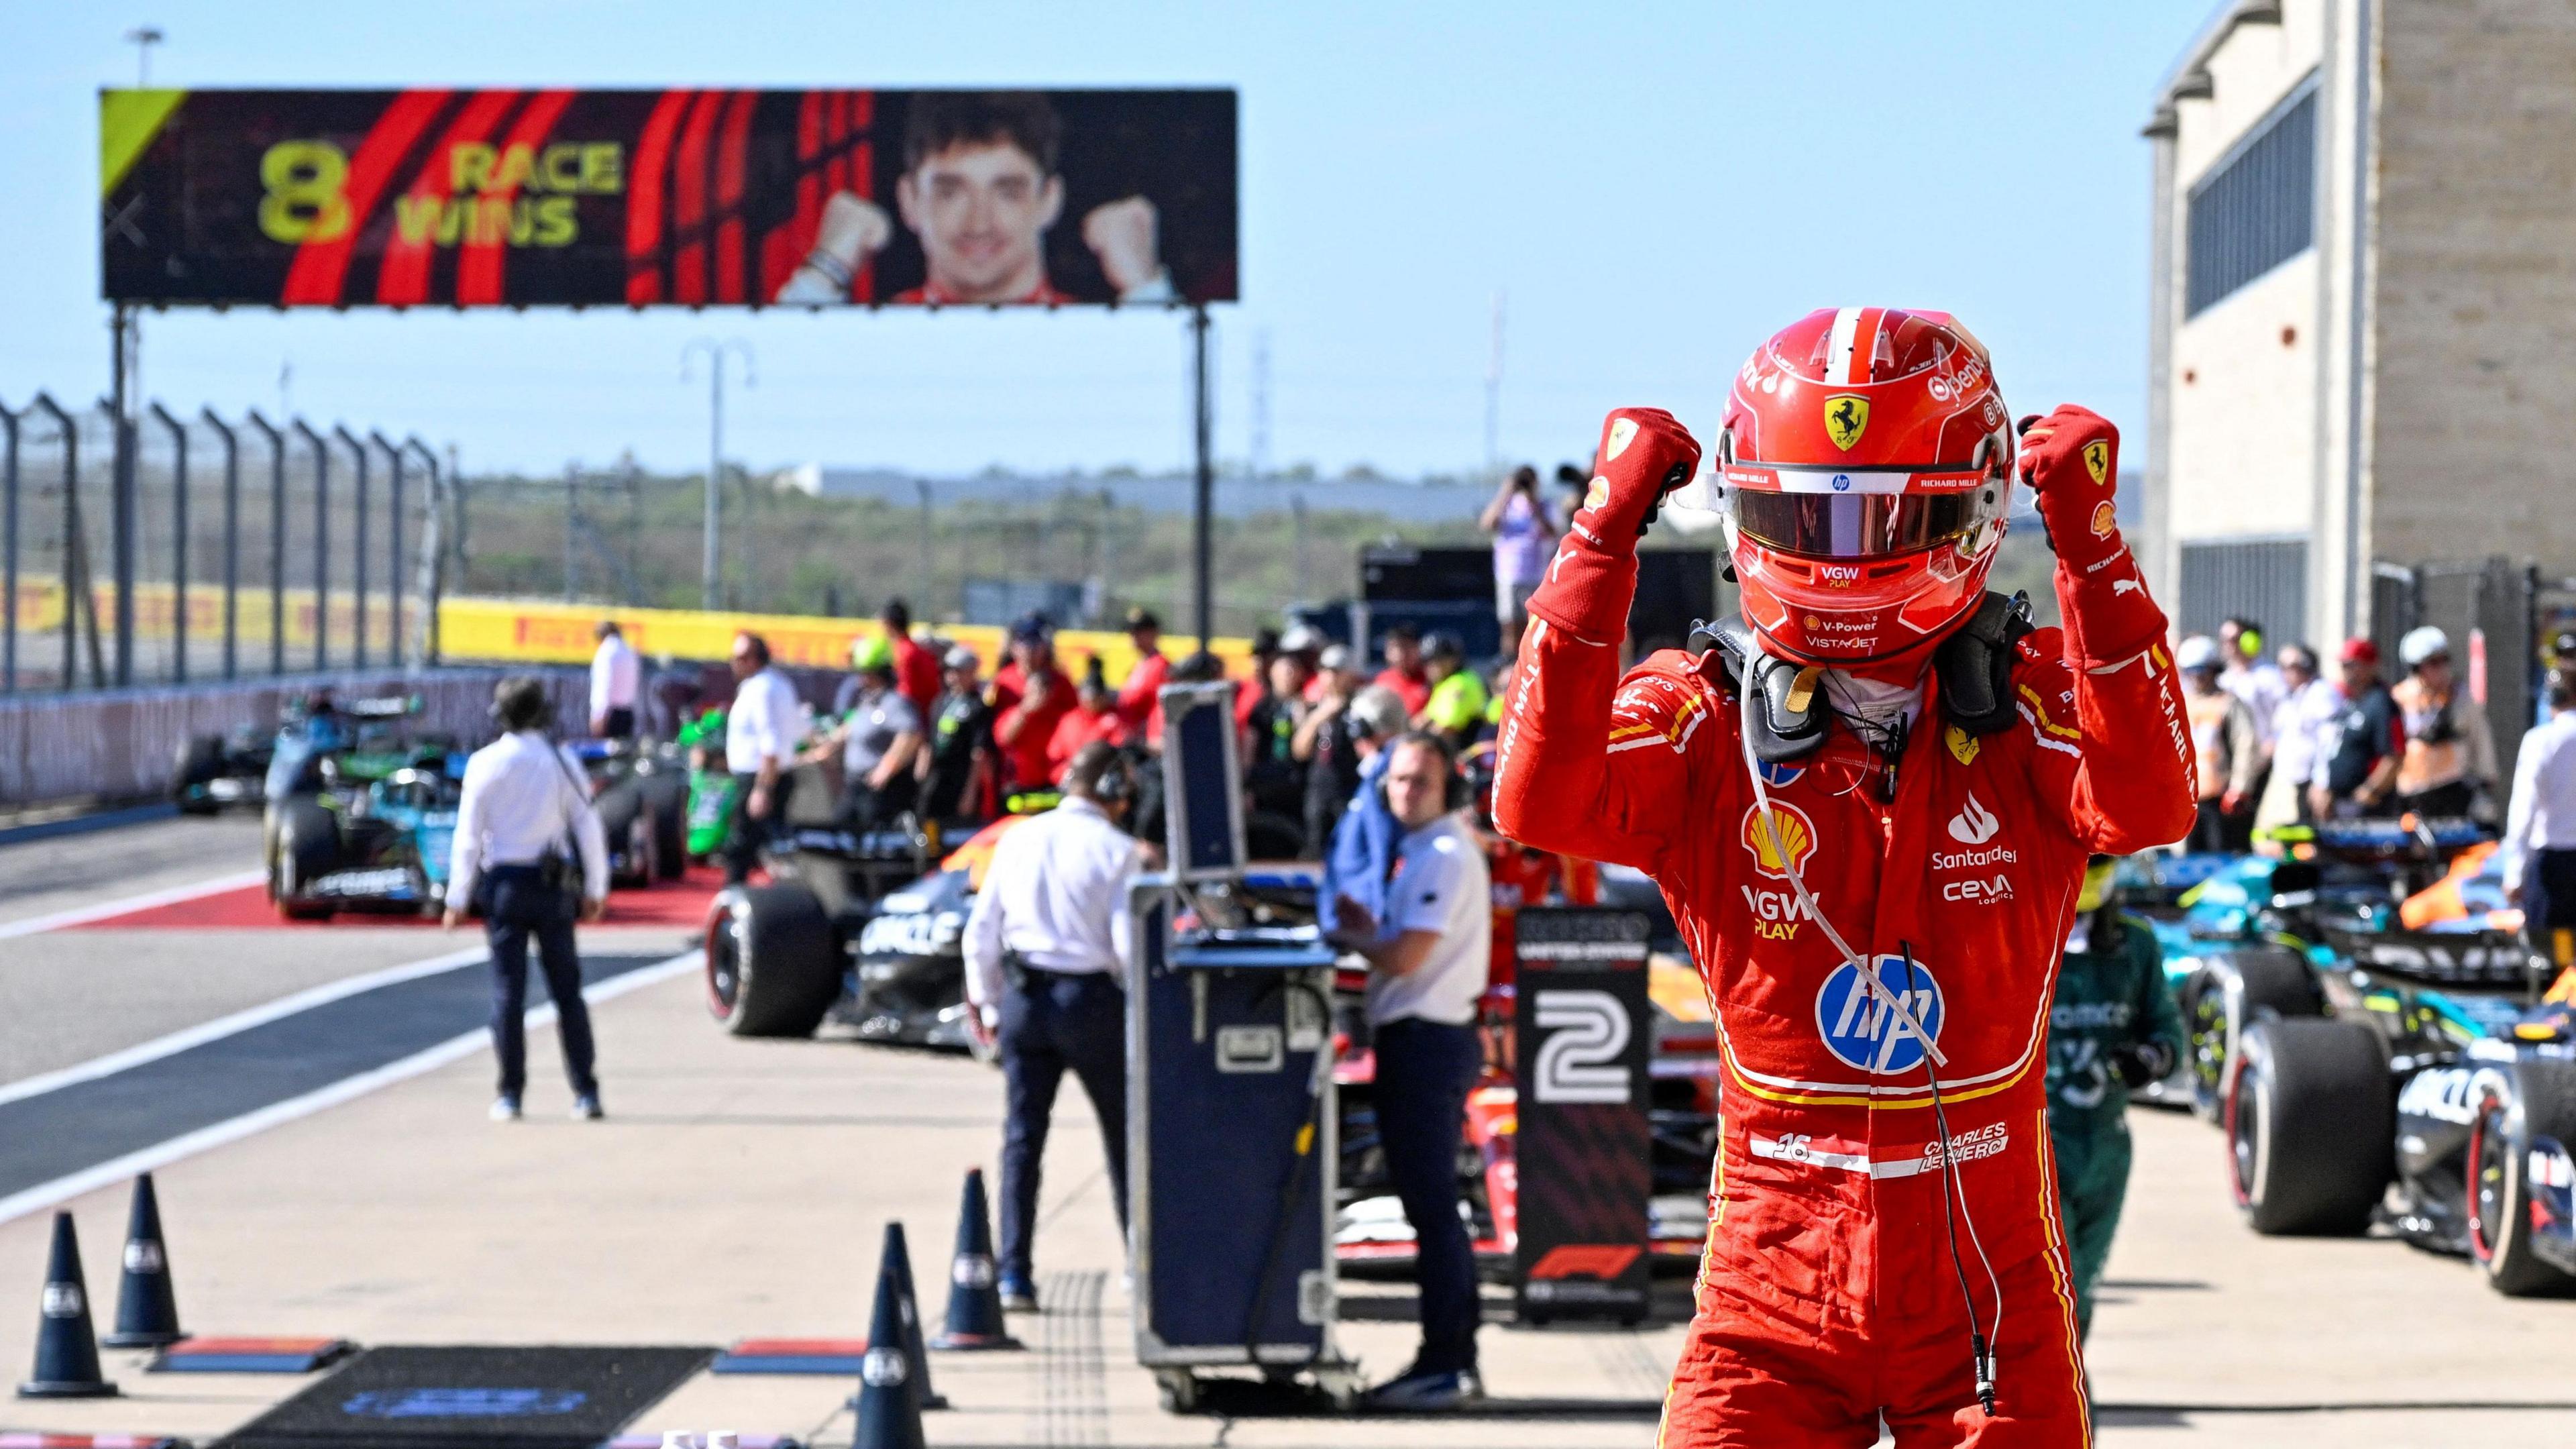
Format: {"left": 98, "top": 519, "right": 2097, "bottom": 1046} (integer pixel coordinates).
{"left": 1714, "top": 307, "right": 2015, "bottom": 668}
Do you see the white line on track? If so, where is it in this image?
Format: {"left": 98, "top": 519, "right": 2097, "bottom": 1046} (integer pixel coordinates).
{"left": 0, "top": 951, "right": 696, "bottom": 1226}
{"left": 0, "top": 868, "right": 269, "bottom": 939}
{"left": 0, "top": 945, "right": 493, "bottom": 1110}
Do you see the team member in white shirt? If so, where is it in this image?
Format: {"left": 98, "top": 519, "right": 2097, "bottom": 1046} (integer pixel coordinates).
{"left": 1327, "top": 731, "right": 1491, "bottom": 1409}
{"left": 2257, "top": 643, "right": 2337, "bottom": 834}
{"left": 2503, "top": 668, "right": 2576, "bottom": 969}
{"left": 722, "top": 632, "right": 806, "bottom": 885}
{"left": 962, "top": 742, "right": 1144, "bottom": 1310}
{"left": 444, "top": 678, "right": 612, "bottom": 1122}
{"left": 588, "top": 621, "right": 641, "bottom": 739}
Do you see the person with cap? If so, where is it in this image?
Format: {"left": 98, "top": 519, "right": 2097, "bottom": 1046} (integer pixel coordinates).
{"left": 1301, "top": 671, "right": 1406, "bottom": 865}
{"left": 2311, "top": 638, "right": 2405, "bottom": 820}
{"left": 444, "top": 678, "right": 611, "bottom": 1122}
{"left": 1115, "top": 607, "right": 1171, "bottom": 735}
{"left": 2180, "top": 635, "right": 2261, "bottom": 852}
{"left": 920, "top": 644, "right": 997, "bottom": 822}
{"left": 1413, "top": 632, "right": 1488, "bottom": 749}
{"left": 2503, "top": 667, "right": 2576, "bottom": 971}
{"left": 1326, "top": 731, "right": 1491, "bottom": 1408}
{"left": 2043, "top": 856, "right": 2185, "bottom": 1344}
{"left": 814, "top": 637, "right": 924, "bottom": 828}
{"left": 1046, "top": 659, "right": 1131, "bottom": 784}
{"left": 589, "top": 621, "right": 642, "bottom": 739}
{"left": 1373, "top": 623, "right": 1432, "bottom": 718}
{"left": 991, "top": 614, "right": 1078, "bottom": 797}
{"left": 1481, "top": 463, "right": 1559, "bottom": 646}
{"left": 2390, "top": 625, "right": 2498, "bottom": 818}
{"left": 1279, "top": 622, "right": 1330, "bottom": 703}
{"left": 1318, "top": 686, "right": 1416, "bottom": 932}
{"left": 723, "top": 632, "right": 806, "bottom": 885}
{"left": 879, "top": 600, "right": 942, "bottom": 718}
{"left": 961, "top": 741, "right": 1146, "bottom": 1311}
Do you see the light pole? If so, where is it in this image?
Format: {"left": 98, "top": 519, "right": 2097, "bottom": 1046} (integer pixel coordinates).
{"left": 681, "top": 339, "right": 753, "bottom": 610}
{"left": 123, "top": 25, "right": 162, "bottom": 86}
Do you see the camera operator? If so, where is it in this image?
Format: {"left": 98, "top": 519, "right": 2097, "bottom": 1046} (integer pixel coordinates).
{"left": 1479, "top": 464, "right": 1558, "bottom": 645}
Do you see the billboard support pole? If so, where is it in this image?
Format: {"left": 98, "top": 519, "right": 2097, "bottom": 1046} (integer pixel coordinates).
{"left": 1191, "top": 304, "right": 1213, "bottom": 650}
{"left": 107, "top": 311, "right": 137, "bottom": 686}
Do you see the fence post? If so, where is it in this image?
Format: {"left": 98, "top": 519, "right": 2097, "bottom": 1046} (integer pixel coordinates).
{"left": 335, "top": 424, "right": 369, "bottom": 672}
{"left": 148, "top": 402, "right": 188, "bottom": 684}
{"left": 100, "top": 397, "right": 135, "bottom": 688}
{"left": 406, "top": 438, "right": 443, "bottom": 665}
{"left": 292, "top": 419, "right": 328, "bottom": 672}
{"left": 246, "top": 411, "right": 284, "bottom": 676}
{"left": 2, "top": 400, "right": 16, "bottom": 694}
{"left": 29, "top": 394, "right": 103, "bottom": 690}
{"left": 374, "top": 431, "right": 402, "bottom": 669}
{"left": 203, "top": 408, "right": 239, "bottom": 680}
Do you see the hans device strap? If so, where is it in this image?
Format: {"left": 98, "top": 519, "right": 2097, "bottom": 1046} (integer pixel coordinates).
{"left": 1688, "top": 590, "right": 2035, "bottom": 763}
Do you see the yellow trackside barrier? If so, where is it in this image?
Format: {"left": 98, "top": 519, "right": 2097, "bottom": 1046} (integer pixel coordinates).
{"left": 434, "top": 595, "right": 1256, "bottom": 678}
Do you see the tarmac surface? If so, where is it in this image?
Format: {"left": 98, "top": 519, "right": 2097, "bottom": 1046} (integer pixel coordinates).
{"left": 3, "top": 813, "right": 2574, "bottom": 1446}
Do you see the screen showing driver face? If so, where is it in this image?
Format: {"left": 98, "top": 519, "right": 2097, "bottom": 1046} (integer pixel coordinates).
{"left": 898, "top": 140, "right": 1064, "bottom": 304}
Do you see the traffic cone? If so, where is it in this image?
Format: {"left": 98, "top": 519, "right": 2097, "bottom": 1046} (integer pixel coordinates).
{"left": 18, "top": 1212, "right": 117, "bottom": 1398}
{"left": 882, "top": 1222, "right": 947, "bottom": 1411}
{"left": 930, "top": 1169, "right": 1020, "bottom": 1350}
{"left": 851, "top": 1229, "right": 926, "bottom": 1449}
{"left": 103, "top": 1174, "right": 182, "bottom": 1349}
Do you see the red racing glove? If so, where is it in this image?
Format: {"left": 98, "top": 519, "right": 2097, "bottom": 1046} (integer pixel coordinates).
{"left": 1524, "top": 407, "right": 1702, "bottom": 643}
{"left": 2017, "top": 405, "right": 2125, "bottom": 574}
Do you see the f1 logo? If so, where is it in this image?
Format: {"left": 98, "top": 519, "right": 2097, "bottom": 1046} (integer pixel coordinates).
{"left": 1528, "top": 1244, "right": 1643, "bottom": 1279}
{"left": 1532, "top": 989, "right": 1632, "bottom": 1104}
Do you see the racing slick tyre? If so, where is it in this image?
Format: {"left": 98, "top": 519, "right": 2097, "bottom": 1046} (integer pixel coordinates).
{"left": 2470, "top": 1058, "right": 2576, "bottom": 1297}
{"left": 2188, "top": 946, "right": 2322, "bottom": 1121}
{"left": 268, "top": 794, "right": 340, "bottom": 922}
{"left": 170, "top": 735, "right": 224, "bottom": 814}
{"left": 2229, "top": 1017, "right": 2393, "bottom": 1235}
{"left": 595, "top": 781, "right": 657, "bottom": 888}
{"left": 705, "top": 883, "right": 841, "bottom": 1038}
{"left": 640, "top": 769, "right": 689, "bottom": 881}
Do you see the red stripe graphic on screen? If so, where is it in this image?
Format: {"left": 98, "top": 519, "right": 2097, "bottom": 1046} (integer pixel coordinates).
{"left": 279, "top": 89, "right": 451, "bottom": 305}
{"left": 623, "top": 89, "right": 695, "bottom": 305}
{"left": 714, "top": 91, "right": 756, "bottom": 303}
{"left": 453, "top": 89, "right": 578, "bottom": 305}
{"left": 375, "top": 89, "right": 524, "bottom": 306}
{"left": 670, "top": 91, "right": 724, "bottom": 305}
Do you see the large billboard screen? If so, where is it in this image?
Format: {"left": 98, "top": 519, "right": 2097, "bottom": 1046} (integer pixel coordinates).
{"left": 101, "top": 87, "right": 1236, "bottom": 309}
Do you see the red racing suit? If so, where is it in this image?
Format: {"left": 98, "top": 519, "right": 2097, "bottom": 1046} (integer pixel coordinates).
{"left": 1493, "top": 535, "right": 2191, "bottom": 1444}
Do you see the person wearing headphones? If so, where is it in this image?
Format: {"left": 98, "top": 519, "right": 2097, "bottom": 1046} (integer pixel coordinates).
{"left": 1327, "top": 730, "right": 1491, "bottom": 1409}
{"left": 444, "top": 678, "right": 611, "bottom": 1122}
{"left": 961, "top": 741, "right": 1145, "bottom": 1311}
{"left": 2044, "top": 857, "right": 2184, "bottom": 1344}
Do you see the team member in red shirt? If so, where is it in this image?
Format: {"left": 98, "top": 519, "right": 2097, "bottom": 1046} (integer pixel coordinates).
{"left": 1373, "top": 623, "right": 1432, "bottom": 718}
{"left": 989, "top": 615, "right": 1079, "bottom": 796}
{"left": 1494, "top": 308, "right": 2192, "bottom": 1446}
{"left": 880, "top": 599, "right": 942, "bottom": 718}
{"left": 1046, "top": 665, "right": 1132, "bottom": 784}
{"left": 1116, "top": 607, "right": 1172, "bottom": 738}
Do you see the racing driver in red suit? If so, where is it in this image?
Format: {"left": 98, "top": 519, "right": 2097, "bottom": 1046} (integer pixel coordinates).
{"left": 1493, "top": 307, "right": 2192, "bottom": 1446}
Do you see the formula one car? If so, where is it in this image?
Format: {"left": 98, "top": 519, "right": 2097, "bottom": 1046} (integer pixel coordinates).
{"left": 178, "top": 692, "right": 441, "bottom": 814}
{"left": 2226, "top": 918, "right": 2576, "bottom": 1295}
{"left": 568, "top": 739, "right": 690, "bottom": 888}
{"left": 264, "top": 748, "right": 465, "bottom": 920}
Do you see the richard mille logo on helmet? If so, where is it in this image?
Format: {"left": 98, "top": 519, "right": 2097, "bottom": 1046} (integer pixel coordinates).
{"left": 1823, "top": 395, "right": 1870, "bottom": 450}
{"left": 1741, "top": 802, "right": 1817, "bottom": 878}
{"left": 1947, "top": 792, "right": 2000, "bottom": 845}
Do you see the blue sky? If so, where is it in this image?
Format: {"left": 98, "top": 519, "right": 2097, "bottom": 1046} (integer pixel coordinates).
{"left": 1, "top": 1, "right": 2215, "bottom": 479}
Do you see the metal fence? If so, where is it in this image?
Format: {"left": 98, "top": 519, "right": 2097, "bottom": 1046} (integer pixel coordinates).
{"left": 1, "top": 394, "right": 449, "bottom": 694}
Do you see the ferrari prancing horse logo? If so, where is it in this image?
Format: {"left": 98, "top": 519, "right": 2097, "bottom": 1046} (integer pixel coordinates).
{"left": 1823, "top": 395, "right": 1870, "bottom": 451}
{"left": 2082, "top": 439, "right": 2111, "bottom": 485}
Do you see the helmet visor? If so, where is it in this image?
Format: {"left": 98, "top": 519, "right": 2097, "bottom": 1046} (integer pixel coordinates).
{"left": 1720, "top": 468, "right": 2003, "bottom": 559}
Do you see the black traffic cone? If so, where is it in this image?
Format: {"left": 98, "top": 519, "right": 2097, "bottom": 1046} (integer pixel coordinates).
{"left": 883, "top": 1222, "right": 947, "bottom": 1410}
{"left": 19, "top": 1212, "right": 117, "bottom": 1398}
{"left": 930, "top": 1168, "right": 1020, "bottom": 1350}
{"left": 851, "top": 1228, "right": 926, "bottom": 1449}
{"left": 103, "top": 1174, "right": 182, "bottom": 1349}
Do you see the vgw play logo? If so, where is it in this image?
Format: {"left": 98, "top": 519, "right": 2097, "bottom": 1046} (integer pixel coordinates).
{"left": 1816, "top": 955, "right": 1945, "bottom": 1075}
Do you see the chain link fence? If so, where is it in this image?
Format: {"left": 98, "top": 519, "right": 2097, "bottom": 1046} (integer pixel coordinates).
{"left": 1, "top": 394, "right": 449, "bottom": 695}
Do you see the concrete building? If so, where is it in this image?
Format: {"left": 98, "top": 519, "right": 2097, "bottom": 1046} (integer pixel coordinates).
{"left": 2143, "top": 0, "right": 2576, "bottom": 649}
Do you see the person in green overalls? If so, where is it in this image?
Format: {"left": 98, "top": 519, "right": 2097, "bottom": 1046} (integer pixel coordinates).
{"left": 2045, "top": 855, "right": 2186, "bottom": 1343}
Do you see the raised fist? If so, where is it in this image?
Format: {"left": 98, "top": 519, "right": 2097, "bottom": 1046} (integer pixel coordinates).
{"left": 775, "top": 191, "right": 892, "bottom": 305}
{"left": 2016, "top": 405, "right": 2122, "bottom": 568}
{"left": 1572, "top": 408, "right": 1703, "bottom": 545}
{"left": 1081, "top": 195, "right": 1165, "bottom": 299}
